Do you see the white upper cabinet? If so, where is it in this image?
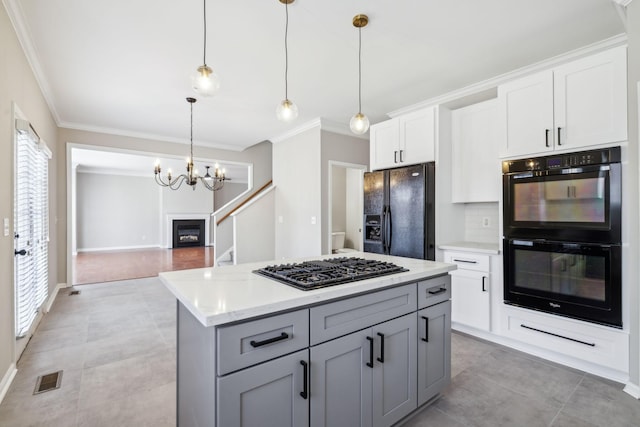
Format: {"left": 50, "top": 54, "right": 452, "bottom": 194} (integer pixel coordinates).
{"left": 451, "top": 99, "right": 500, "bottom": 203}
{"left": 370, "top": 107, "right": 436, "bottom": 171}
{"left": 499, "top": 46, "right": 627, "bottom": 158}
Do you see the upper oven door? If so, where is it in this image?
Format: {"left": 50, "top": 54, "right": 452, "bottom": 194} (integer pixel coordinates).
{"left": 503, "top": 163, "right": 621, "bottom": 243}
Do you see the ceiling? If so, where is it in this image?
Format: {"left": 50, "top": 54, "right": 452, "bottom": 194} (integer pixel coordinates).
{"left": 6, "top": 0, "right": 626, "bottom": 151}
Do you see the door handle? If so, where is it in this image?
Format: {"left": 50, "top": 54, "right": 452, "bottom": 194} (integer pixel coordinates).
{"left": 366, "top": 336, "right": 374, "bottom": 368}
{"left": 299, "top": 360, "right": 308, "bottom": 399}
{"left": 15, "top": 249, "right": 27, "bottom": 256}
{"left": 399, "top": 150, "right": 404, "bottom": 162}
{"left": 557, "top": 127, "right": 562, "bottom": 145}
{"left": 482, "top": 276, "right": 488, "bottom": 292}
{"left": 421, "top": 316, "right": 429, "bottom": 342}
{"left": 545, "top": 129, "right": 550, "bottom": 147}
{"left": 376, "top": 332, "right": 385, "bottom": 363}
{"left": 394, "top": 151, "right": 399, "bottom": 163}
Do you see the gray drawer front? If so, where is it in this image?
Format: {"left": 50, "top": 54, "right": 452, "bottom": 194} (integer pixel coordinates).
{"left": 310, "top": 284, "right": 416, "bottom": 345}
{"left": 417, "top": 275, "right": 451, "bottom": 309}
{"left": 217, "top": 309, "right": 309, "bottom": 375}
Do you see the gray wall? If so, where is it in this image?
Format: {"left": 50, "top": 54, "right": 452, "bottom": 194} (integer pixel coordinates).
{"left": 1, "top": 2, "right": 59, "bottom": 391}
{"left": 76, "top": 173, "right": 161, "bottom": 250}
{"left": 331, "top": 167, "right": 347, "bottom": 233}
{"left": 214, "top": 182, "right": 248, "bottom": 212}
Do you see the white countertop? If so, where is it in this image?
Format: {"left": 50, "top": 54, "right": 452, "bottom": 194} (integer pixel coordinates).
{"left": 160, "top": 252, "right": 456, "bottom": 327}
{"left": 438, "top": 241, "right": 500, "bottom": 254}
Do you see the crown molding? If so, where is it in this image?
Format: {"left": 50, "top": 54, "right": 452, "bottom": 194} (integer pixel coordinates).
{"left": 3, "top": 0, "right": 62, "bottom": 125}
{"left": 612, "top": 0, "right": 633, "bottom": 6}
{"left": 269, "top": 117, "right": 368, "bottom": 144}
{"left": 59, "top": 121, "right": 245, "bottom": 152}
{"left": 389, "top": 33, "right": 628, "bottom": 118}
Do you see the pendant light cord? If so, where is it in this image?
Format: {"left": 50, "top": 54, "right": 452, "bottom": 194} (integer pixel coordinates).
{"left": 284, "top": 1, "right": 289, "bottom": 100}
{"left": 358, "top": 26, "right": 362, "bottom": 114}
{"left": 202, "top": 0, "right": 207, "bottom": 66}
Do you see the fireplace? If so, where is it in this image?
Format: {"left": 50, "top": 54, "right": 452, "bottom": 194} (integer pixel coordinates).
{"left": 172, "top": 219, "right": 206, "bottom": 248}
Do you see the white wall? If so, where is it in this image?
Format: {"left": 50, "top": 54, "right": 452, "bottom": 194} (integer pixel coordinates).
{"left": 76, "top": 172, "right": 161, "bottom": 250}
{"left": 234, "top": 187, "right": 275, "bottom": 264}
{"left": 273, "top": 127, "right": 322, "bottom": 259}
{"left": 463, "top": 202, "right": 500, "bottom": 244}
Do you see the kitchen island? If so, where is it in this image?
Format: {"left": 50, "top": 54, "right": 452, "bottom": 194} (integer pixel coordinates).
{"left": 160, "top": 252, "right": 456, "bottom": 427}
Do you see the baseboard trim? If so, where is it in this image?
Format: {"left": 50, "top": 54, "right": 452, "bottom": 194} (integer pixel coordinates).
{"left": 77, "top": 245, "right": 162, "bottom": 253}
{"left": 0, "top": 363, "right": 17, "bottom": 405}
{"left": 44, "top": 282, "right": 69, "bottom": 313}
{"left": 624, "top": 382, "right": 640, "bottom": 399}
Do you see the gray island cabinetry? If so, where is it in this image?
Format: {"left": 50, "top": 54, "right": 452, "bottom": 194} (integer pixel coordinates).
{"left": 160, "top": 253, "right": 455, "bottom": 427}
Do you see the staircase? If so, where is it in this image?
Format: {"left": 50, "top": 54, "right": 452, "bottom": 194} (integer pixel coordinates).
{"left": 213, "top": 180, "right": 275, "bottom": 266}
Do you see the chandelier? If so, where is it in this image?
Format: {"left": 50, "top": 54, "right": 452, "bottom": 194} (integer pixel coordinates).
{"left": 153, "top": 97, "right": 226, "bottom": 191}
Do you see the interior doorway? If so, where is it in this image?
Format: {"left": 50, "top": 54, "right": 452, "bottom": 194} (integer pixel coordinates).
{"left": 328, "top": 161, "right": 367, "bottom": 254}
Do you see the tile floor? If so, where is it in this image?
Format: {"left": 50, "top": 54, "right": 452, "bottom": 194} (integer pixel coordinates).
{"left": 0, "top": 277, "right": 638, "bottom": 427}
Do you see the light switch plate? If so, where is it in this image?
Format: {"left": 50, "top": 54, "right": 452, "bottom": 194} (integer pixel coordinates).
{"left": 3, "top": 218, "right": 9, "bottom": 236}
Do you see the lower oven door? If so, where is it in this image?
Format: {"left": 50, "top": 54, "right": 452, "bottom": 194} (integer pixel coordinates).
{"left": 503, "top": 238, "right": 621, "bottom": 328}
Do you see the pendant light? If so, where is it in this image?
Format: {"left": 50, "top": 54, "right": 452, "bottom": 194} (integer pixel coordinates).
{"left": 350, "top": 14, "right": 370, "bottom": 135}
{"left": 192, "top": 0, "right": 220, "bottom": 97}
{"left": 276, "top": 0, "right": 298, "bottom": 122}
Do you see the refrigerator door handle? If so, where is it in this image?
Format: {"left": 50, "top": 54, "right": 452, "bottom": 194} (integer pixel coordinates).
{"left": 385, "top": 206, "right": 393, "bottom": 255}
{"left": 381, "top": 206, "right": 387, "bottom": 252}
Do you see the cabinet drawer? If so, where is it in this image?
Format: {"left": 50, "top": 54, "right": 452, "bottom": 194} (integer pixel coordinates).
{"left": 417, "top": 275, "right": 451, "bottom": 309}
{"left": 444, "top": 251, "right": 490, "bottom": 272}
{"left": 501, "top": 306, "right": 628, "bottom": 372}
{"left": 217, "top": 309, "right": 309, "bottom": 375}
{"left": 310, "top": 284, "right": 416, "bottom": 345}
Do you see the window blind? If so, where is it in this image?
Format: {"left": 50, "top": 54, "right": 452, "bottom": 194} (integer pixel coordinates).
{"left": 14, "top": 119, "right": 50, "bottom": 338}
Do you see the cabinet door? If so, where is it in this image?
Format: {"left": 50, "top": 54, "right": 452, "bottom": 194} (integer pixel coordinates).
{"left": 400, "top": 107, "right": 436, "bottom": 164}
{"left": 217, "top": 349, "right": 309, "bottom": 427}
{"left": 370, "top": 118, "right": 399, "bottom": 171}
{"left": 417, "top": 301, "right": 451, "bottom": 406}
{"left": 499, "top": 70, "right": 554, "bottom": 157}
{"left": 372, "top": 314, "right": 417, "bottom": 427}
{"left": 451, "top": 99, "right": 500, "bottom": 203}
{"left": 310, "top": 329, "right": 373, "bottom": 427}
{"left": 553, "top": 46, "right": 627, "bottom": 150}
{"left": 450, "top": 269, "right": 491, "bottom": 330}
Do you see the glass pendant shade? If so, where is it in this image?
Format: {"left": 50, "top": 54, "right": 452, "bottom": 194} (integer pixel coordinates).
{"left": 350, "top": 112, "right": 370, "bottom": 135}
{"left": 276, "top": 99, "right": 298, "bottom": 122}
{"left": 192, "top": 65, "right": 220, "bottom": 97}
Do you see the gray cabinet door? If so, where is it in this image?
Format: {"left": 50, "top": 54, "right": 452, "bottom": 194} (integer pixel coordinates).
{"left": 417, "top": 301, "right": 451, "bottom": 406}
{"left": 310, "top": 329, "right": 373, "bottom": 427}
{"left": 217, "top": 349, "right": 309, "bottom": 427}
{"left": 372, "top": 313, "right": 417, "bottom": 427}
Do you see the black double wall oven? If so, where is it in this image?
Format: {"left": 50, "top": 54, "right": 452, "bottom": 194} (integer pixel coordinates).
{"left": 502, "top": 147, "right": 622, "bottom": 328}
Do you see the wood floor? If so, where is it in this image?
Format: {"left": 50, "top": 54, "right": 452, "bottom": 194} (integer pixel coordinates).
{"left": 72, "top": 247, "right": 215, "bottom": 285}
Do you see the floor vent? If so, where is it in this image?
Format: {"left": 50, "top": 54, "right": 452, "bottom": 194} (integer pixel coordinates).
{"left": 33, "top": 371, "right": 63, "bottom": 394}
{"left": 69, "top": 289, "right": 80, "bottom": 296}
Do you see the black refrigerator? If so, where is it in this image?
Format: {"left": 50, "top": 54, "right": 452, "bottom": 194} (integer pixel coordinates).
{"left": 363, "top": 162, "right": 435, "bottom": 260}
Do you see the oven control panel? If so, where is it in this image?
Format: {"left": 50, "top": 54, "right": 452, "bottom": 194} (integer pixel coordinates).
{"left": 503, "top": 146, "right": 621, "bottom": 173}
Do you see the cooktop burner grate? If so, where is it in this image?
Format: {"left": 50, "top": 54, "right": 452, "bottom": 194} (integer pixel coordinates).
{"left": 253, "top": 257, "right": 408, "bottom": 291}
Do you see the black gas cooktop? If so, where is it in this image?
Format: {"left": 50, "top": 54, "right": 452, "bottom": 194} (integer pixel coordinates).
{"left": 253, "top": 257, "right": 408, "bottom": 291}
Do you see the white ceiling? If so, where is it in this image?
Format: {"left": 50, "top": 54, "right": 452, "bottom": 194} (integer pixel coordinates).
{"left": 6, "top": 0, "right": 626, "bottom": 151}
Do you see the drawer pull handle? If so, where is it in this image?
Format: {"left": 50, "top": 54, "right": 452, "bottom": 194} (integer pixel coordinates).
{"left": 377, "top": 332, "right": 385, "bottom": 363}
{"left": 250, "top": 332, "right": 289, "bottom": 348}
{"left": 300, "top": 360, "right": 308, "bottom": 399}
{"left": 452, "top": 258, "right": 477, "bottom": 264}
{"left": 520, "top": 324, "right": 595, "bottom": 347}
{"left": 421, "top": 316, "right": 429, "bottom": 342}
{"left": 428, "top": 287, "right": 447, "bottom": 295}
{"left": 366, "top": 336, "right": 374, "bottom": 368}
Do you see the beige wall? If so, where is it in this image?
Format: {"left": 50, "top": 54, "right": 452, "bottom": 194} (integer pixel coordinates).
{"left": 626, "top": 0, "right": 640, "bottom": 389}
{"left": 1, "top": 3, "right": 59, "bottom": 384}
{"left": 56, "top": 128, "right": 272, "bottom": 283}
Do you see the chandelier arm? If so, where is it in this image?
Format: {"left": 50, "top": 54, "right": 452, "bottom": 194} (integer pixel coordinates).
{"left": 155, "top": 174, "right": 169, "bottom": 187}
{"left": 169, "top": 175, "right": 188, "bottom": 190}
